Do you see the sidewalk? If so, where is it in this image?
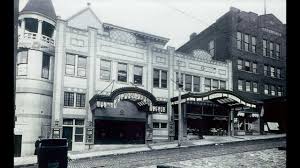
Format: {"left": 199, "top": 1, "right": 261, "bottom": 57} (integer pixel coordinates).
{"left": 14, "top": 133, "right": 286, "bottom": 167}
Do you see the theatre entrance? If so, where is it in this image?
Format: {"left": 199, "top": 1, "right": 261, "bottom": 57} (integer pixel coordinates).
{"left": 94, "top": 119, "right": 145, "bottom": 144}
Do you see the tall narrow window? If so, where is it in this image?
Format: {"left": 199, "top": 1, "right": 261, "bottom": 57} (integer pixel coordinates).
{"left": 100, "top": 60, "right": 111, "bottom": 80}
{"left": 176, "top": 72, "right": 184, "bottom": 90}
{"left": 277, "top": 86, "right": 282, "bottom": 96}
{"left": 244, "top": 61, "right": 250, "bottom": 71}
{"left": 244, "top": 34, "right": 249, "bottom": 51}
{"left": 153, "top": 69, "right": 160, "bottom": 88}
{"left": 220, "top": 80, "right": 226, "bottom": 89}
{"left": 209, "top": 40, "right": 215, "bottom": 56}
{"left": 252, "top": 62, "right": 257, "bottom": 73}
{"left": 64, "top": 92, "right": 74, "bottom": 106}
{"left": 75, "top": 127, "right": 84, "bottom": 142}
{"left": 24, "top": 18, "right": 38, "bottom": 33}
{"left": 212, "top": 79, "right": 219, "bottom": 90}
{"left": 238, "top": 80, "right": 243, "bottom": 91}
{"left": 277, "top": 69, "right": 281, "bottom": 78}
{"left": 275, "top": 43, "right": 280, "bottom": 59}
{"left": 264, "top": 65, "right": 268, "bottom": 76}
{"left": 253, "top": 82, "right": 258, "bottom": 93}
{"left": 237, "top": 32, "right": 242, "bottom": 50}
{"left": 65, "top": 54, "right": 75, "bottom": 75}
{"left": 264, "top": 84, "right": 269, "bottom": 95}
{"left": 161, "top": 70, "right": 168, "bottom": 88}
{"left": 271, "top": 85, "right": 276, "bottom": 96}
{"left": 251, "top": 36, "right": 256, "bottom": 53}
{"left": 246, "top": 81, "right": 251, "bottom": 92}
{"left": 118, "top": 63, "right": 127, "bottom": 82}
{"left": 77, "top": 56, "right": 87, "bottom": 77}
{"left": 270, "top": 66, "right": 275, "bottom": 77}
{"left": 204, "top": 78, "right": 211, "bottom": 92}
{"left": 185, "top": 75, "right": 192, "bottom": 91}
{"left": 237, "top": 59, "right": 242, "bottom": 70}
{"left": 42, "top": 53, "right": 50, "bottom": 79}
{"left": 76, "top": 93, "right": 85, "bottom": 107}
{"left": 263, "top": 40, "right": 267, "bottom": 56}
{"left": 134, "top": 66, "right": 143, "bottom": 85}
{"left": 269, "top": 42, "right": 274, "bottom": 58}
{"left": 193, "top": 76, "right": 200, "bottom": 92}
{"left": 17, "top": 50, "right": 28, "bottom": 76}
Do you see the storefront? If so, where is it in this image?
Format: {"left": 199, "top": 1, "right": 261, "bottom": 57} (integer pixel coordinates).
{"left": 89, "top": 87, "right": 168, "bottom": 144}
{"left": 171, "top": 89, "right": 263, "bottom": 139}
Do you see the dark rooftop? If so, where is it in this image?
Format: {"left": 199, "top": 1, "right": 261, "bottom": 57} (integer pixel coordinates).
{"left": 20, "top": 0, "right": 56, "bottom": 21}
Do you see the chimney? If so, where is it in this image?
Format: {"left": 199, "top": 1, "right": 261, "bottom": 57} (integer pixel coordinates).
{"left": 190, "top": 32, "right": 197, "bottom": 40}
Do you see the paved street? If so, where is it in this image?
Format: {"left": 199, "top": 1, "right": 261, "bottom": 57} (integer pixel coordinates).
{"left": 17, "top": 138, "right": 286, "bottom": 168}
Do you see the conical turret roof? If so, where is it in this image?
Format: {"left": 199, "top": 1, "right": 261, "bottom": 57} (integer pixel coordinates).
{"left": 21, "top": 0, "right": 56, "bottom": 21}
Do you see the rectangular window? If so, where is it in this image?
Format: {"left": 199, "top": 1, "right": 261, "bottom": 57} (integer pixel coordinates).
{"left": 277, "top": 69, "right": 281, "bottom": 78}
{"left": 204, "top": 78, "right": 211, "bottom": 92}
{"left": 251, "top": 36, "right": 256, "bottom": 53}
{"left": 134, "top": 66, "right": 143, "bottom": 85}
{"left": 270, "top": 67, "right": 275, "bottom": 77}
{"left": 244, "top": 34, "right": 249, "bottom": 51}
{"left": 153, "top": 122, "right": 159, "bottom": 128}
{"left": 252, "top": 62, "right": 257, "bottom": 73}
{"left": 263, "top": 40, "right": 267, "bottom": 56}
{"left": 264, "top": 84, "right": 269, "bottom": 95}
{"left": 17, "top": 50, "right": 28, "bottom": 76}
{"left": 193, "top": 76, "right": 200, "bottom": 92}
{"left": 161, "top": 70, "right": 168, "bottom": 88}
{"left": 275, "top": 43, "right": 280, "bottom": 59}
{"left": 244, "top": 61, "right": 250, "bottom": 71}
{"left": 75, "top": 119, "right": 84, "bottom": 125}
{"left": 220, "top": 80, "right": 226, "bottom": 89}
{"left": 77, "top": 56, "right": 87, "bottom": 77}
{"left": 161, "top": 123, "right": 167, "bottom": 128}
{"left": 118, "top": 63, "right": 127, "bottom": 82}
{"left": 65, "top": 54, "right": 75, "bottom": 75}
{"left": 212, "top": 79, "right": 219, "bottom": 90}
{"left": 246, "top": 81, "right": 251, "bottom": 92}
{"left": 278, "top": 86, "right": 282, "bottom": 96}
{"left": 63, "top": 119, "right": 73, "bottom": 125}
{"left": 264, "top": 65, "right": 268, "bottom": 76}
{"left": 64, "top": 92, "right": 74, "bottom": 106}
{"left": 176, "top": 72, "right": 184, "bottom": 90}
{"left": 253, "top": 82, "right": 258, "bottom": 93}
{"left": 271, "top": 85, "right": 276, "bottom": 96}
{"left": 209, "top": 40, "right": 215, "bottom": 56}
{"left": 153, "top": 69, "right": 160, "bottom": 88}
{"left": 185, "top": 75, "right": 192, "bottom": 91}
{"left": 76, "top": 93, "right": 85, "bottom": 107}
{"left": 41, "top": 53, "right": 50, "bottom": 79}
{"left": 238, "top": 80, "right": 243, "bottom": 91}
{"left": 75, "top": 127, "right": 84, "bottom": 142}
{"left": 100, "top": 59, "right": 111, "bottom": 80}
{"left": 269, "top": 42, "right": 274, "bottom": 58}
{"left": 237, "top": 59, "right": 242, "bottom": 70}
{"left": 237, "top": 32, "right": 242, "bottom": 50}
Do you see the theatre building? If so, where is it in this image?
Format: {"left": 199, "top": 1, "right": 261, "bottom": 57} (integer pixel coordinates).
{"left": 15, "top": 0, "right": 262, "bottom": 156}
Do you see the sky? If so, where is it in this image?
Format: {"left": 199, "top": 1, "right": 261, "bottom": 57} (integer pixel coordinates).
{"left": 19, "top": 0, "right": 286, "bottom": 48}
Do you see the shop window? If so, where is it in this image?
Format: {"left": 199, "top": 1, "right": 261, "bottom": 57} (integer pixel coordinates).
{"left": 64, "top": 92, "right": 74, "bottom": 107}
{"left": 251, "top": 36, "right": 256, "bottom": 53}
{"left": 193, "top": 76, "right": 200, "bottom": 92}
{"left": 77, "top": 56, "right": 87, "bottom": 77}
{"left": 204, "top": 78, "right": 211, "bottom": 92}
{"left": 17, "top": 50, "right": 28, "bottom": 76}
{"left": 100, "top": 59, "right": 111, "bottom": 80}
{"left": 76, "top": 93, "right": 85, "bottom": 107}
{"left": 65, "top": 54, "right": 75, "bottom": 75}
{"left": 134, "top": 66, "right": 143, "bottom": 85}
{"left": 237, "top": 32, "right": 242, "bottom": 50}
{"left": 118, "top": 63, "right": 127, "bottom": 82}
{"left": 153, "top": 122, "right": 159, "bottom": 128}
{"left": 41, "top": 53, "right": 50, "bottom": 79}
{"left": 185, "top": 74, "right": 192, "bottom": 91}
{"left": 220, "top": 80, "right": 226, "bottom": 89}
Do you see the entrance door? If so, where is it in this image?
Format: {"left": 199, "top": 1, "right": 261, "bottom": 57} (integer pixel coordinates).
{"left": 62, "top": 127, "right": 73, "bottom": 151}
{"left": 14, "top": 135, "right": 22, "bottom": 157}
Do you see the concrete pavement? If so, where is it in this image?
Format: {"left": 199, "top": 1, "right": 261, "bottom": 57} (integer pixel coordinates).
{"left": 14, "top": 133, "right": 286, "bottom": 167}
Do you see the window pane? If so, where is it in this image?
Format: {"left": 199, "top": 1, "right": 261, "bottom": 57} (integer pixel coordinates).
{"left": 237, "top": 59, "right": 242, "bottom": 70}
{"left": 238, "top": 80, "right": 243, "bottom": 91}
{"left": 78, "top": 57, "right": 86, "bottom": 68}
{"left": 63, "top": 119, "right": 73, "bottom": 125}
{"left": 118, "top": 63, "right": 127, "bottom": 82}
{"left": 65, "top": 65, "right": 75, "bottom": 75}
{"left": 271, "top": 86, "right": 275, "bottom": 95}
{"left": 17, "top": 50, "right": 28, "bottom": 64}
{"left": 42, "top": 21, "right": 55, "bottom": 37}
{"left": 185, "top": 75, "right": 192, "bottom": 91}
{"left": 204, "top": 78, "right": 211, "bottom": 91}
{"left": 237, "top": 32, "right": 242, "bottom": 50}
{"left": 212, "top": 79, "right": 219, "bottom": 89}
{"left": 100, "top": 60, "right": 111, "bottom": 80}
{"left": 64, "top": 92, "right": 74, "bottom": 106}
{"left": 153, "top": 69, "right": 160, "bottom": 87}
{"left": 134, "top": 66, "right": 143, "bottom": 85}
{"left": 253, "top": 82, "right": 258, "bottom": 93}
{"left": 75, "top": 127, "right": 84, "bottom": 134}
{"left": 246, "top": 81, "right": 251, "bottom": 92}
{"left": 264, "top": 85, "right": 269, "bottom": 95}
{"left": 220, "top": 80, "right": 226, "bottom": 89}
{"left": 153, "top": 122, "right": 159, "bottom": 128}
{"left": 277, "top": 69, "right": 281, "bottom": 78}
{"left": 245, "top": 61, "right": 250, "bottom": 71}
{"left": 66, "top": 54, "right": 75, "bottom": 65}
{"left": 24, "top": 18, "right": 38, "bottom": 33}
{"left": 161, "top": 70, "right": 168, "bottom": 88}
{"left": 193, "top": 76, "right": 200, "bottom": 92}
{"left": 75, "top": 119, "right": 84, "bottom": 125}
{"left": 76, "top": 93, "right": 85, "bottom": 107}
{"left": 252, "top": 63, "right": 257, "bottom": 73}
{"left": 42, "top": 53, "right": 50, "bottom": 79}
{"left": 161, "top": 123, "right": 167, "bottom": 128}
{"left": 270, "top": 67, "right": 275, "bottom": 77}
{"left": 17, "top": 64, "right": 27, "bottom": 76}
{"left": 75, "top": 135, "right": 83, "bottom": 142}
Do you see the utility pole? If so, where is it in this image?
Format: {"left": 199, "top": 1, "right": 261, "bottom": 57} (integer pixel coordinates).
{"left": 177, "top": 61, "right": 182, "bottom": 147}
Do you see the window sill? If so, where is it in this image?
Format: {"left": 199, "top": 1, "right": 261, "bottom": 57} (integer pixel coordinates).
{"left": 65, "top": 75, "right": 87, "bottom": 79}
{"left": 63, "top": 106, "right": 86, "bottom": 109}
{"left": 263, "top": 55, "right": 281, "bottom": 61}
{"left": 238, "top": 69, "right": 258, "bottom": 74}
{"left": 236, "top": 48, "right": 258, "bottom": 55}
{"left": 153, "top": 87, "right": 168, "bottom": 90}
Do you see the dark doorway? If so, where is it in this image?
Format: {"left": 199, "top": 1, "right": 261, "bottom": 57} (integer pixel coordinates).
{"left": 62, "top": 127, "right": 73, "bottom": 151}
{"left": 174, "top": 120, "right": 178, "bottom": 140}
{"left": 14, "top": 135, "right": 22, "bottom": 157}
{"left": 94, "top": 120, "right": 145, "bottom": 144}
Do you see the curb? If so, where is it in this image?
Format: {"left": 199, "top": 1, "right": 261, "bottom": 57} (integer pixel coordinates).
{"left": 14, "top": 136, "right": 286, "bottom": 167}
